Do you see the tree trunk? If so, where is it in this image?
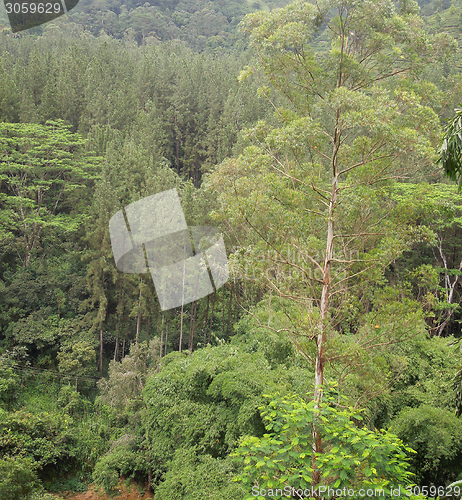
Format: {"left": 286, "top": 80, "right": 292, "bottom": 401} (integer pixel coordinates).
{"left": 99, "top": 325, "right": 103, "bottom": 376}
{"left": 179, "top": 245, "right": 186, "bottom": 352}
{"left": 226, "top": 285, "right": 233, "bottom": 342}
{"left": 114, "top": 330, "right": 119, "bottom": 362}
{"left": 435, "top": 241, "right": 462, "bottom": 336}
{"left": 221, "top": 289, "right": 226, "bottom": 337}
{"left": 234, "top": 285, "right": 240, "bottom": 325}
{"left": 136, "top": 309, "right": 141, "bottom": 343}
{"left": 136, "top": 279, "right": 142, "bottom": 344}
{"left": 188, "top": 300, "right": 197, "bottom": 352}
{"left": 312, "top": 120, "right": 341, "bottom": 486}
{"left": 160, "top": 314, "right": 164, "bottom": 359}
{"left": 203, "top": 294, "right": 210, "bottom": 346}
{"left": 114, "top": 306, "right": 120, "bottom": 362}
{"left": 208, "top": 292, "right": 216, "bottom": 344}
{"left": 174, "top": 115, "right": 180, "bottom": 175}
{"left": 165, "top": 317, "right": 168, "bottom": 357}
{"left": 179, "top": 302, "right": 184, "bottom": 352}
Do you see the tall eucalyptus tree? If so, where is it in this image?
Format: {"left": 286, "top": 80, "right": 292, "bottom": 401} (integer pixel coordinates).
{"left": 207, "top": 0, "right": 455, "bottom": 480}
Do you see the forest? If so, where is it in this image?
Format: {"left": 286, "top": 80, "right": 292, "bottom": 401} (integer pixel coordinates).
{"left": 1, "top": 0, "right": 462, "bottom": 499}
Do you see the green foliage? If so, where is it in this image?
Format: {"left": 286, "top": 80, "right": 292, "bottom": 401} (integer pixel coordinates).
{"left": 153, "top": 448, "right": 246, "bottom": 500}
{"left": 390, "top": 405, "right": 462, "bottom": 484}
{"left": 57, "top": 385, "right": 93, "bottom": 416}
{"left": 45, "top": 476, "right": 87, "bottom": 493}
{"left": 92, "top": 434, "right": 150, "bottom": 493}
{"left": 388, "top": 182, "right": 462, "bottom": 335}
{"left": 97, "top": 339, "right": 160, "bottom": 427}
{"left": 143, "top": 345, "right": 294, "bottom": 460}
{"left": 231, "top": 297, "right": 298, "bottom": 369}
{"left": 90, "top": 342, "right": 161, "bottom": 491}
{"left": 58, "top": 341, "right": 97, "bottom": 384}
{"left": 439, "top": 106, "right": 462, "bottom": 189}
{"left": 208, "top": 0, "right": 457, "bottom": 416}
{"left": 0, "top": 120, "right": 100, "bottom": 267}
{"left": 13, "top": 373, "right": 62, "bottom": 414}
{"left": 56, "top": 0, "right": 290, "bottom": 48}
{"left": 66, "top": 406, "right": 115, "bottom": 475}
{"left": 0, "top": 348, "right": 23, "bottom": 410}
{"left": 0, "top": 456, "right": 41, "bottom": 500}
{"left": 388, "top": 335, "right": 459, "bottom": 412}
{"left": 0, "top": 380, "right": 109, "bottom": 480}
{"left": 139, "top": 344, "right": 312, "bottom": 494}
{"left": 0, "top": 408, "right": 72, "bottom": 470}
{"left": 233, "top": 392, "right": 418, "bottom": 498}
{"left": 2, "top": 0, "right": 462, "bottom": 495}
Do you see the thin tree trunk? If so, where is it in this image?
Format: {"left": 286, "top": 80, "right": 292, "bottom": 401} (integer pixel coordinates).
{"left": 226, "top": 285, "right": 233, "bottom": 342}
{"left": 165, "top": 317, "right": 168, "bottom": 357}
{"left": 188, "top": 267, "right": 200, "bottom": 351}
{"left": 136, "top": 310, "right": 142, "bottom": 343}
{"left": 122, "top": 338, "right": 125, "bottom": 359}
{"left": 179, "top": 245, "right": 186, "bottom": 352}
{"left": 114, "top": 306, "right": 120, "bottom": 362}
{"left": 208, "top": 292, "right": 216, "bottom": 344}
{"left": 179, "top": 303, "right": 184, "bottom": 352}
{"left": 188, "top": 300, "right": 197, "bottom": 352}
{"left": 114, "top": 288, "right": 124, "bottom": 361}
{"left": 97, "top": 269, "right": 106, "bottom": 376}
{"left": 221, "top": 289, "right": 226, "bottom": 337}
{"left": 234, "top": 285, "right": 240, "bottom": 325}
{"left": 160, "top": 314, "right": 164, "bottom": 359}
{"left": 312, "top": 118, "right": 341, "bottom": 486}
{"left": 203, "top": 294, "right": 210, "bottom": 346}
{"left": 435, "top": 242, "right": 462, "bottom": 336}
{"left": 136, "top": 279, "right": 142, "bottom": 344}
{"left": 99, "top": 326, "right": 103, "bottom": 376}
{"left": 114, "top": 330, "right": 119, "bottom": 362}
{"left": 174, "top": 115, "right": 180, "bottom": 175}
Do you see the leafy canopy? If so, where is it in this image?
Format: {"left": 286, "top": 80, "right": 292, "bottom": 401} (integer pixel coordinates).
{"left": 232, "top": 391, "right": 421, "bottom": 499}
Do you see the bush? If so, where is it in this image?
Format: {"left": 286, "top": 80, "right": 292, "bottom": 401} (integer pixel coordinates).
{"left": 0, "top": 408, "right": 72, "bottom": 470}
{"left": 0, "top": 456, "right": 41, "bottom": 500}
{"left": 45, "top": 476, "right": 87, "bottom": 493}
{"left": 92, "top": 435, "right": 149, "bottom": 493}
{"left": 232, "top": 392, "right": 420, "bottom": 498}
{"left": 154, "top": 448, "right": 246, "bottom": 500}
{"left": 390, "top": 405, "right": 462, "bottom": 484}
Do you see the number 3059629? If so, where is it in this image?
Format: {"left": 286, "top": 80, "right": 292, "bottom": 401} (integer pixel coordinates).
{"left": 406, "top": 485, "right": 461, "bottom": 497}
{"left": 5, "top": 2, "right": 61, "bottom": 14}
